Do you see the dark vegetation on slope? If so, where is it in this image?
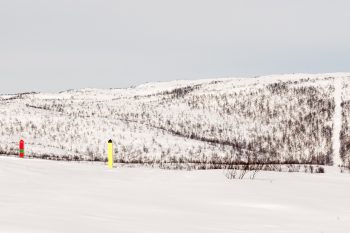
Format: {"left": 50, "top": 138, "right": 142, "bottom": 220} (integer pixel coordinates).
{"left": 0, "top": 76, "right": 348, "bottom": 169}
{"left": 341, "top": 100, "right": 350, "bottom": 167}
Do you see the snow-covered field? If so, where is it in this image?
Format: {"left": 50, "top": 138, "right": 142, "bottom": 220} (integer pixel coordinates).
{"left": 1, "top": 156, "right": 350, "bottom": 233}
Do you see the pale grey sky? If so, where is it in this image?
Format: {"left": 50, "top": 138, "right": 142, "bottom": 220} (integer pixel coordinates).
{"left": 0, "top": 0, "right": 349, "bottom": 93}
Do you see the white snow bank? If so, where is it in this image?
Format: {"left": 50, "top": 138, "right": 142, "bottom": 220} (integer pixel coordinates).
{"left": 0, "top": 156, "right": 350, "bottom": 233}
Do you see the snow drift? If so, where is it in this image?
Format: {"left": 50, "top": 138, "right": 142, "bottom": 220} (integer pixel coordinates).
{"left": 1, "top": 156, "right": 350, "bottom": 233}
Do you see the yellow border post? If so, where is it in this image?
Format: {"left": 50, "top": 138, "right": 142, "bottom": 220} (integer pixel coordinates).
{"left": 108, "top": 139, "right": 113, "bottom": 168}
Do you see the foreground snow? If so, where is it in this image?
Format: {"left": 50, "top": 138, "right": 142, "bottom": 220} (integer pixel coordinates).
{"left": 0, "top": 157, "right": 350, "bottom": 233}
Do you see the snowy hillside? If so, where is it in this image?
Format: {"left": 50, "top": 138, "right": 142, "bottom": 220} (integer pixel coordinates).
{"left": 1, "top": 73, "right": 350, "bottom": 167}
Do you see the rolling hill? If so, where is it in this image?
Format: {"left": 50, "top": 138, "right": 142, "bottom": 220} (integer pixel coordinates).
{"left": 1, "top": 73, "right": 349, "bottom": 167}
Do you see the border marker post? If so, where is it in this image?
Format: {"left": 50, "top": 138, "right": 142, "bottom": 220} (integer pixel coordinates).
{"left": 19, "top": 140, "right": 24, "bottom": 158}
{"left": 108, "top": 139, "right": 113, "bottom": 168}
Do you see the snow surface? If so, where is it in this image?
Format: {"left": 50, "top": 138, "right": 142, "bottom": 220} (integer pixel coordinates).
{"left": 1, "top": 156, "right": 350, "bottom": 233}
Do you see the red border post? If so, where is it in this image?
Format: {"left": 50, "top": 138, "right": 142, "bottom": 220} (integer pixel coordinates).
{"left": 19, "top": 140, "right": 24, "bottom": 158}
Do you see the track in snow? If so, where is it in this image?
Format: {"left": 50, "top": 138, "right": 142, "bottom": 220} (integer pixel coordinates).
{"left": 333, "top": 78, "right": 342, "bottom": 166}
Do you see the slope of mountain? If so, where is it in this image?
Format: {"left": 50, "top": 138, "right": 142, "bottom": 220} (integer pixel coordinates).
{"left": 1, "top": 73, "right": 349, "bottom": 167}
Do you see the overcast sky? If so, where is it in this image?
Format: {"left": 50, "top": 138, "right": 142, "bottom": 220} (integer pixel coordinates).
{"left": 1, "top": 0, "right": 349, "bottom": 93}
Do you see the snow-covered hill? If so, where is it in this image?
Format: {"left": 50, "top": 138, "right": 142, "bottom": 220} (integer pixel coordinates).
{"left": 1, "top": 73, "right": 350, "bottom": 166}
